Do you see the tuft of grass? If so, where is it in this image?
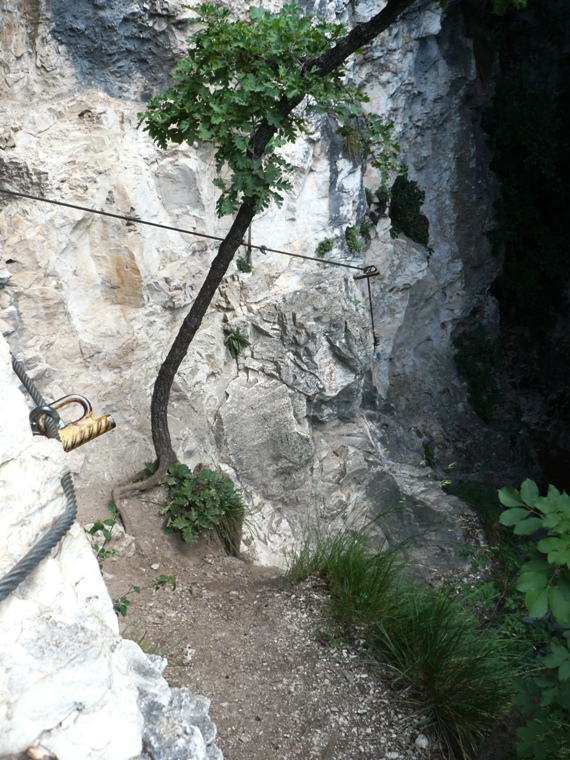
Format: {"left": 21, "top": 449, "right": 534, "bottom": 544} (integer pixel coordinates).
{"left": 236, "top": 255, "right": 253, "bottom": 273}
{"left": 289, "top": 522, "right": 402, "bottom": 626}
{"left": 345, "top": 225, "right": 364, "bottom": 253}
{"left": 372, "top": 587, "right": 513, "bottom": 759}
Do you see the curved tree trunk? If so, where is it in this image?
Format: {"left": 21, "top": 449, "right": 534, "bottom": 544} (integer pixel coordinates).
{"left": 150, "top": 200, "right": 257, "bottom": 475}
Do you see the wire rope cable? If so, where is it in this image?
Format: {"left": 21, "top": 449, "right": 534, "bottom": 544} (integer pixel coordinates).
{"left": 0, "top": 357, "right": 78, "bottom": 603}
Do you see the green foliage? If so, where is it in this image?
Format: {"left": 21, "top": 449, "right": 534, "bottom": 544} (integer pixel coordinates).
{"left": 315, "top": 237, "right": 333, "bottom": 258}
{"left": 113, "top": 586, "right": 140, "bottom": 617}
{"left": 372, "top": 588, "right": 513, "bottom": 759}
{"left": 345, "top": 225, "right": 364, "bottom": 253}
{"left": 112, "top": 575, "right": 177, "bottom": 617}
{"left": 236, "top": 255, "right": 252, "bottom": 273}
{"left": 499, "top": 481, "right": 570, "bottom": 623}
{"left": 88, "top": 506, "right": 120, "bottom": 568}
{"left": 224, "top": 327, "right": 250, "bottom": 361}
{"left": 359, "top": 219, "right": 372, "bottom": 241}
{"left": 290, "top": 523, "right": 512, "bottom": 757}
{"left": 453, "top": 325, "right": 501, "bottom": 422}
{"left": 138, "top": 2, "right": 399, "bottom": 216}
{"left": 162, "top": 462, "right": 245, "bottom": 555}
{"left": 389, "top": 170, "right": 429, "bottom": 245}
{"left": 150, "top": 574, "right": 177, "bottom": 592}
{"left": 499, "top": 480, "right": 570, "bottom": 759}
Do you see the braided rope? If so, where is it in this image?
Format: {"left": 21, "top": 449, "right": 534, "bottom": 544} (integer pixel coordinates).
{"left": 0, "top": 358, "right": 78, "bottom": 603}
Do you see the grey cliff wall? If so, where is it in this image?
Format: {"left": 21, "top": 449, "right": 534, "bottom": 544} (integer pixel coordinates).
{"left": 0, "top": 0, "right": 510, "bottom": 572}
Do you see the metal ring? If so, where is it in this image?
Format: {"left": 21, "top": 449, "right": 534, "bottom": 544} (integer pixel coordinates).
{"left": 29, "top": 405, "right": 61, "bottom": 432}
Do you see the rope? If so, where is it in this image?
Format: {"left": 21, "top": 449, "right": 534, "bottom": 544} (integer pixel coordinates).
{"left": 0, "top": 357, "right": 78, "bottom": 603}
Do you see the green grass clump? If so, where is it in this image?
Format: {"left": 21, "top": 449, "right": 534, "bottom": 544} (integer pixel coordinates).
{"left": 372, "top": 588, "right": 513, "bottom": 759}
{"left": 290, "top": 523, "right": 514, "bottom": 759}
{"left": 290, "top": 524, "right": 401, "bottom": 625}
{"left": 345, "top": 225, "right": 364, "bottom": 253}
{"left": 236, "top": 255, "right": 252, "bottom": 273}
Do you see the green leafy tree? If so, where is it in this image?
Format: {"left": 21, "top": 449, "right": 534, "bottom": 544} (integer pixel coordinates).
{"left": 121, "top": 0, "right": 526, "bottom": 491}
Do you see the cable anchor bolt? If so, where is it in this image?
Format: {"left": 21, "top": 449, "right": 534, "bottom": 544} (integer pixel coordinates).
{"left": 353, "top": 265, "right": 379, "bottom": 280}
{"left": 30, "top": 394, "right": 116, "bottom": 452}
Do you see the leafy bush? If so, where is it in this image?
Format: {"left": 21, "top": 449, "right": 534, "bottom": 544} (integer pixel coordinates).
{"left": 162, "top": 462, "right": 245, "bottom": 556}
{"left": 389, "top": 171, "right": 429, "bottom": 246}
{"left": 315, "top": 238, "right": 333, "bottom": 258}
{"left": 499, "top": 480, "right": 570, "bottom": 759}
{"left": 236, "top": 255, "right": 252, "bottom": 273}
{"left": 345, "top": 225, "right": 364, "bottom": 253}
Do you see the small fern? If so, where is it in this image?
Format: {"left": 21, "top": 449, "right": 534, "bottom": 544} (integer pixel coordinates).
{"left": 224, "top": 327, "right": 250, "bottom": 361}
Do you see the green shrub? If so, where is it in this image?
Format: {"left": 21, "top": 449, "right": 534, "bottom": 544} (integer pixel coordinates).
{"left": 236, "top": 255, "right": 252, "bottom": 273}
{"left": 389, "top": 171, "right": 429, "bottom": 246}
{"left": 162, "top": 462, "right": 245, "bottom": 556}
{"left": 345, "top": 225, "right": 364, "bottom": 253}
{"left": 359, "top": 219, "right": 372, "bottom": 241}
{"left": 224, "top": 327, "right": 250, "bottom": 361}
{"left": 315, "top": 237, "right": 334, "bottom": 258}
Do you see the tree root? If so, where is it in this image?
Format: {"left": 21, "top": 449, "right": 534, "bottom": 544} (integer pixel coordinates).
{"left": 111, "top": 461, "right": 172, "bottom": 535}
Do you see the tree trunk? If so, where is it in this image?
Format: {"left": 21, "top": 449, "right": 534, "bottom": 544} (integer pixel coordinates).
{"left": 150, "top": 200, "right": 257, "bottom": 472}
{"left": 137, "top": 0, "right": 419, "bottom": 487}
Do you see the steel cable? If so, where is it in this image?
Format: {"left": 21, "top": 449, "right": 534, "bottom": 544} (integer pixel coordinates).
{"left": 0, "top": 358, "right": 78, "bottom": 603}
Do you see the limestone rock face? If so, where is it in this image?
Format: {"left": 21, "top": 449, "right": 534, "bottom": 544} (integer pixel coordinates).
{"left": 0, "top": 0, "right": 508, "bottom": 569}
{"left": 0, "top": 333, "right": 221, "bottom": 759}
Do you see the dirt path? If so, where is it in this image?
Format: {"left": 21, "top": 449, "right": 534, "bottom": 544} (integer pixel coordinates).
{"left": 86, "top": 493, "right": 439, "bottom": 760}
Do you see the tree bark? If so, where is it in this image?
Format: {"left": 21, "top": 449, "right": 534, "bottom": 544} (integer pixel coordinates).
{"left": 142, "top": 0, "right": 420, "bottom": 483}
{"left": 150, "top": 200, "right": 257, "bottom": 474}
